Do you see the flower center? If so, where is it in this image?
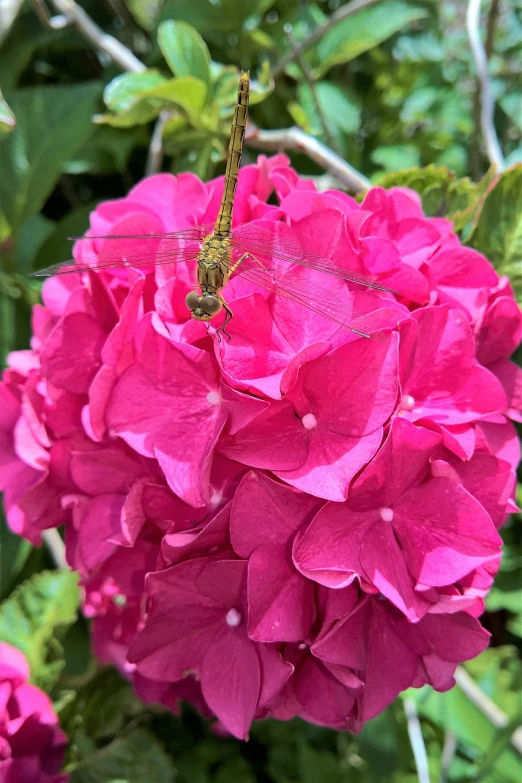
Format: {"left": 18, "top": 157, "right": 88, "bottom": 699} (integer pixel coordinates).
{"left": 302, "top": 413, "right": 318, "bottom": 430}
{"left": 379, "top": 507, "right": 394, "bottom": 522}
{"left": 209, "top": 490, "right": 222, "bottom": 506}
{"left": 206, "top": 390, "right": 222, "bottom": 406}
{"left": 400, "top": 394, "right": 416, "bottom": 411}
{"left": 225, "top": 608, "right": 242, "bottom": 627}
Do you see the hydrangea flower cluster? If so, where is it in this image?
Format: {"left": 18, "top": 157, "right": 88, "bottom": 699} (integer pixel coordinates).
{"left": 0, "top": 643, "right": 68, "bottom": 782}
{"left": 1, "top": 156, "right": 520, "bottom": 739}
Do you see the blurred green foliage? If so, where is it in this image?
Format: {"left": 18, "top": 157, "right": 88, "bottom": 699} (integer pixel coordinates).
{"left": 0, "top": 0, "right": 521, "bottom": 781}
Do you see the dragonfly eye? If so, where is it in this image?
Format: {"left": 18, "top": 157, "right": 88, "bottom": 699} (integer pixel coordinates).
{"left": 200, "top": 295, "right": 222, "bottom": 315}
{"left": 185, "top": 291, "right": 200, "bottom": 311}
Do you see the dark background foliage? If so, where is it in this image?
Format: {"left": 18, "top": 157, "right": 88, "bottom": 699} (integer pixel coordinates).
{"left": 0, "top": 1, "right": 520, "bottom": 780}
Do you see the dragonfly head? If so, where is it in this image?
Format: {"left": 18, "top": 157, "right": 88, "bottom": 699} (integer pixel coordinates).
{"left": 185, "top": 291, "right": 223, "bottom": 321}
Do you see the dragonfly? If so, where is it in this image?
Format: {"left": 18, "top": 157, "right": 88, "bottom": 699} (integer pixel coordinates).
{"left": 31, "top": 71, "right": 396, "bottom": 341}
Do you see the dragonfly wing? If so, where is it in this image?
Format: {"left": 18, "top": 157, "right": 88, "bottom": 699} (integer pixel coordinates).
{"left": 231, "top": 263, "right": 389, "bottom": 340}
{"left": 30, "top": 224, "right": 213, "bottom": 277}
{"left": 230, "top": 222, "right": 397, "bottom": 294}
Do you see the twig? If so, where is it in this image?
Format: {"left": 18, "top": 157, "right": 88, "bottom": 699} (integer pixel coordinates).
{"left": 438, "top": 732, "right": 457, "bottom": 783}
{"left": 43, "top": 529, "right": 68, "bottom": 570}
{"left": 245, "top": 125, "right": 371, "bottom": 193}
{"left": 145, "top": 110, "right": 170, "bottom": 176}
{"left": 285, "top": 26, "right": 338, "bottom": 153}
{"left": 455, "top": 667, "right": 522, "bottom": 755}
{"left": 272, "top": 0, "right": 382, "bottom": 78}
{"left": 466, "top": 0, "right": 505, "bottom": 171}
{"left": 43, "top": 0, "right": 146, "bottom": 72}
{"left": 404, "top": 697, "right": 431, "bottom": 783}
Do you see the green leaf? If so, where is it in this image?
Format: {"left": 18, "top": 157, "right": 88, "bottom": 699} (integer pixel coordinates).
{"left": 145, "top": 77, "right": 207, "bottom": 122}
{"left": 59, "top": 667, "right": 143, "bottom": 749}
{"left": 372, "top": 145, "right": 421, "bottom": 172}
{"left": 499, "top": 93, "right": 522, "bottom": 133}
{"left": 411, "top": 678, "right": 521, "bottom": 782}
{"left": 158, "top": 20, "right": 212, "bottom": 94}
{"left": 14, "top": 213, "right": 55, "bottom": 274}
{"left": 33, "top": 204, "right": 96, "bottom": 273}
{"left": 69, "top": 727, "right": 176, "bottom": 783}
{"left": 297, "top": 82, "right": 360, "bottom": 147}
{"left": 0, "top": 82, "right": 101, "bottom": 231}
{"left": 0, "top": 569, "right": 80, "bottom": 690}
{"left": 313, "top": 2, "right": 428, "bottom": 77}
{"left": 64, "top": 126, "right": 148, "bottom": 175}
{"left": 0, "top": 518, "right": 32, "bottom": 600}
{"left": 104, "top": 71, "right": 167, "bottom": 113}
{"left": 0, "top": 91, "right": 15, "bottom": 134}
{"left": 160, "top": 0, "right": 275, "bottom": 35}
{"left": 469, "top": 165, "right": 522, "bottom": 304}
{"left": 249, "top": 60, "right": 274, "bottom": 106}
{"left": 375, "top": 165, "right": 494, "bottom": 234}
{"left": 98, "top": 74, "right": 207, "bottom": 128}
{"left": 298, "top": 744, "right": 344, "bottom": 783}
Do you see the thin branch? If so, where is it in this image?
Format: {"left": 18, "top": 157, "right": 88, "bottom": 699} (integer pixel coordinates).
{"left": 485, "top": 0, "right": 501, "bottom": 58}
{"left": 272, "top": 0, "right": 382, "bottom": 78}
{"left": 466, "top": 0, "right": 505, "bottom": 171}
{"left": 455, "top": 667, "right": 522, "bottom": 755}
{"left": 438, "top": 732, "right": 457, "bottom": 783}
{"left": 245, "top": 125, "right": 371, "bottom": 193}
{"left": 43, "top": 529, "right": 68, "bottom": 570}
{"left": 285, "top": 26, "right": 338, "bottom": 153}
{"left": 44, "top": 0, "right": 146, "bottom": 72}
{"left": 145, "top": 110, "right": 171, "bottom": 176}
{"left": 404, "top": 697, "right": 431, "bottom": 783}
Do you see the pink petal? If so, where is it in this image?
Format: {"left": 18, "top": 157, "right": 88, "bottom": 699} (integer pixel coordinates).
{"left": 40, "top": 312, "right": 107, "bottom": 393}
{"left": 294, "top": 504, "right": 373, "bottom": 588}
{"left": 247, "top": 544, "right": 314, "bottom": 642}
{"left": 349, "top": 418, "right": 442, "bottom": 507}
{"left": 275, "top": 428, "right": 383, "bottom": 502}
{"left": 360, "top": 519, "right": 429, "bottom": 621}
{"left": 201, "top": 630, "right": 260, "bottom": 739}
{"left": 231, "top": 470, "right": 321, "bottom": 557}
{"left": 394, "top": 479, "right": 502, "bottom": 586}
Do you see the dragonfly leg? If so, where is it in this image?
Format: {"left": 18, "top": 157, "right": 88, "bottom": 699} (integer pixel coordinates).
{"left": 216, "top": 296, "right": 233, "bottom": 341}
{"left": 229, "top": 252, "right": 265, "bottom": 275}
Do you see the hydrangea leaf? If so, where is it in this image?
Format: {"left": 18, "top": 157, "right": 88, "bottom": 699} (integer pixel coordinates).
{"left": 59, "top": 667, "right": 143, "bottom": 749}
{"left": 0, "top": 82, "right": 101, "bottom": 231}
{"left": 68, "top": 727, "right": 176, "bottom": 783}
{"left": 469, "top": 165, "right": 522, "bottom": 304}
{"left": 376, "top": 164, "right": 496, "bottom": 234}
{"left": 0, "top": 568, "right": 80, "bottom": 690}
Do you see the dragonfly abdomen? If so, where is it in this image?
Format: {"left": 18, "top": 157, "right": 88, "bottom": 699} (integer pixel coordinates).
{"left": 214, "top": 71, "right": 250, "bottom": 238}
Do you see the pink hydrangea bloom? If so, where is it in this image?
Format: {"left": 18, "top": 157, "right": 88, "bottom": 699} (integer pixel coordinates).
{"left": 0, "top": 643, "right": 68, "bottom": 782}
{"left": 1, "top": 156, "right": 520, "bottom": 739}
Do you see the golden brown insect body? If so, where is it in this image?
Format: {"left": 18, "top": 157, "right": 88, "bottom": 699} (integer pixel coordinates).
{"left": 185, "top": 71, "right": 250, "bottom": 336}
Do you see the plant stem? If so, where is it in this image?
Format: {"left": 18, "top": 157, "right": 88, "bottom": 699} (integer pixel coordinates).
{"left": 466, "top": 0, "right": 505, "bottom": 171}
{"left": 404, "top": 697, "right": 431, "bottom": 783}
{"left": 455, "top": 667, "right": 522, "bottom": 755}
{"left": 272, "top": 0, "right": 382, "bottom": 78}
{"left": 43, "top": 529, "right": 68, "bottom": 569}
{"left": 45, "top": 0, "right": 146, "bottom": 73}
{"left": 285, "top": 26, "right": 338, "bottom": 153}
